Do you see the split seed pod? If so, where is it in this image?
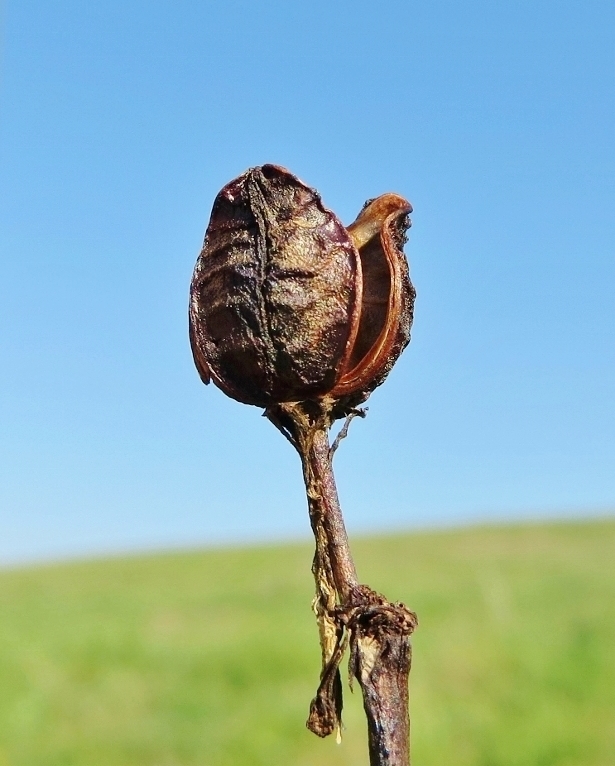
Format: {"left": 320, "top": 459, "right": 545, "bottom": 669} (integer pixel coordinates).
{"left": 189, "top": 164, "right": 415, "bottom": 410}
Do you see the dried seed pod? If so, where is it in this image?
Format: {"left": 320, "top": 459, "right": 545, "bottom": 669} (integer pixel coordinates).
{"left": 189, "top": 164, "right": 414, "bottom": 409}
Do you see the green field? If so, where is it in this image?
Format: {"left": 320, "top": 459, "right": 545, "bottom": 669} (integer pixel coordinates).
{"left": 0, "top": 519, "right": 614, "bottom": 766}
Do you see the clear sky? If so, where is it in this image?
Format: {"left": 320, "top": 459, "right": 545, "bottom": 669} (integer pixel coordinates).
{"left": 1, "top": 0, "right": 614, "bottom": 565}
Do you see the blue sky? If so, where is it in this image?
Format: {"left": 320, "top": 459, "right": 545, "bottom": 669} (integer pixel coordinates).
{"left": 1, "top": 0, "right": 614, "bottom": 564}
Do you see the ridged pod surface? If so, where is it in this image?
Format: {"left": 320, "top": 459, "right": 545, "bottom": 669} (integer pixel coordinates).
{"left": 189, "top": 164, "right": 360, "bottom": 406}
{"left": 189, "top": 164, "right": 415, "bottom": 410}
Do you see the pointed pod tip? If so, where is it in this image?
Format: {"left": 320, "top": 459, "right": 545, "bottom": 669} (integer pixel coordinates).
{"left": 347, "top": 194, "right": 412, "bottom": 249}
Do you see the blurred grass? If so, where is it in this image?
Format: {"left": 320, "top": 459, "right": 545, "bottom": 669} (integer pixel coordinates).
{"left": 0, "top": 519, "right": 614, "bottom": 766}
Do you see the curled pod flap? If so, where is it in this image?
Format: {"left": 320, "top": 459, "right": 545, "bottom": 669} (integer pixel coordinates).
{"left": 331, "top": 194, "right": 415, "bottom": 400}
{"left": 189, "top": 165, "right": 362, "bottom": 406}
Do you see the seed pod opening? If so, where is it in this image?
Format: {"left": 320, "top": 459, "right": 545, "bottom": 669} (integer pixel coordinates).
{"left": 332, "top": 194, "right": 415, "bottom": 401}
{"left": 189, "top": 165, "right": 415, "bottom": 410}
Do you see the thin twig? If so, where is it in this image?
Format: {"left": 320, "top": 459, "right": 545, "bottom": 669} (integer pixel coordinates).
{"left": 263, "top": 405, "right": 298, "bottom": 452}
{"left": 329, "top": 407, "right": 367, "bottom": 460}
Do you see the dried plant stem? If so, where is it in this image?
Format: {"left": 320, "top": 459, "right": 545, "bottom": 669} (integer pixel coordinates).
{"left": 266, "top": 401, "right": 418, "bottom": 766}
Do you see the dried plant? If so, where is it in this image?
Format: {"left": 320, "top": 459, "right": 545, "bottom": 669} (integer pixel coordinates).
{"left": 189, "top": 164, "right": 418, "bottom": 765}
